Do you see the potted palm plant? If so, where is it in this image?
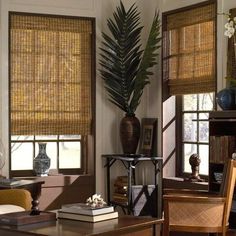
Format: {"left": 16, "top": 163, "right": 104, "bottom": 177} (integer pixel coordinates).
{"left": 100, "top": 1, "right": 161, "bottom": 154}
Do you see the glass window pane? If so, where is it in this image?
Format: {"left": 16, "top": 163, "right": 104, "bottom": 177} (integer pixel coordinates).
{"left": 59, "top": 142, "right": 81, "bottom": 169}
{"left": 199, "top": 112, "right": 209, "bottom": 120}
{"left": 59, "top": 135, "right": 81, "bottom": 140}
{"left": 183, "top": 143, "right": 197, "bottom": 173}
{"left": 11, "top": 136, "right": 34, "bottom": 141}
{"left": 183, "top": 94, "right": 197, "bottom": 111}
{"left": 183, "top": 113, "right": 197, "bottom": 141}
{"left": 35, "top": 135, "right": 57, "bottom": 140}
{"left": 199, "top": 121, "right": 209, "bottom": 142}
{"left": 199, "top": 145, "right": 209, "bottom": 175}
{"left": 11, "top": 143, "right": 33, "bottom": 170}
{"left": 199, "top": 93, "right": 214, "bottom": 111}
{"left": 35, "top": 142, "right": 57, "bottom": 169}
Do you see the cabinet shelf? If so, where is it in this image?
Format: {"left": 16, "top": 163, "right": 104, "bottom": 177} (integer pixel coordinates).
{"left": 110, "top": 200, "right": 128, "bottom": 207}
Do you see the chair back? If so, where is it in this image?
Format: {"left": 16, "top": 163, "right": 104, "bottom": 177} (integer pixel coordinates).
{"left": 219, "top": 159, "right": 236, "bottom": 227}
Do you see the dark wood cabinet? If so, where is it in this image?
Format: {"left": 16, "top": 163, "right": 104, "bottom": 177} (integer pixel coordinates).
{"left": 209, "top": 111, "right": 236, "bottom": 191}
{"left": 209, "top": 111, "right": 236, "bottom": 227}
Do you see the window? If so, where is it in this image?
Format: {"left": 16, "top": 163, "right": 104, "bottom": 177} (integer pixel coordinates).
{"left": 176, "top": 93, "right": 214, "bottom": 176}
{"left": 9, "top": 13, "right": 95, "bottom": 177}
{"left": 162, "top": 0, "right": 217, "bottom": 96}
{"left": 162, "top": 0, "right": 217, "bottom": 177}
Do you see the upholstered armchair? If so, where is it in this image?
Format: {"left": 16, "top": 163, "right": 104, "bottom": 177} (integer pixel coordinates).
{"left": 163, "top": 159, "right": 236, "bottom": 236}
{"left": 0, "top": 189, "right": 32, "bottom": 214}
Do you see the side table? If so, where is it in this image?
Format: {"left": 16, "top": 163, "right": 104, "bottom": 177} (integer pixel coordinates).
{"left": 0, "top": 179, "right": 44, "bottom": 214}
{"left": 102, "top": 154, "right": 163, "bottom": 218}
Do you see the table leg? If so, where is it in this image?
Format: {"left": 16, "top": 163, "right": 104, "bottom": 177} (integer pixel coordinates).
{"left": 23, "top": 182, "right": 43, "bottom": 215}
{"left": 154, "top": 160, "right": 163, "bottom": 218}
{"left": 107, "top": 159, "right": 111, "bottom": 204}
{"left": 127, "top": 162, "right": 133, "bottom": 214}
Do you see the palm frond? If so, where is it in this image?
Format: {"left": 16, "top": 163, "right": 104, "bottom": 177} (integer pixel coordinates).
{"left": 100, "top": 1, "right": 142, "bottom": 114}
{"left": 130, "top": 11, "right": 161, "bottom": 112}
{"left": 100, "top": 1, "right": 161, "bottom": 115}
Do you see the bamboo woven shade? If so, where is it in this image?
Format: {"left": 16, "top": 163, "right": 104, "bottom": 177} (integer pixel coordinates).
{"left": 162, "top": 2, "right": 216, "bottom": 95}
{"left": 10, "top": 14, "right": 93, "bottom": 135}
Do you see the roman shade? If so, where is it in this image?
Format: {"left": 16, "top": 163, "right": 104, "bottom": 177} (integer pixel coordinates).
{"left": 162, "top": 0, "right": 216, "bottom": 96}
{"left": 10, "top": 13, "right": 93, "bottom": 135}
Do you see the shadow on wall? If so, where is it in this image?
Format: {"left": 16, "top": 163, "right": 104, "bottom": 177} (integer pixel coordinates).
{"left": 39, "top": 175, "right": 95, "bottom": 211}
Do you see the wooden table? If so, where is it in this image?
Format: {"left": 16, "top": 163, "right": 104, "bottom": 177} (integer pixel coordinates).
{"left": 0, "top": 216, "right": 163, "bottom": 236}
{"left": 0, "top": 179, "right": 44, "bottom": 214}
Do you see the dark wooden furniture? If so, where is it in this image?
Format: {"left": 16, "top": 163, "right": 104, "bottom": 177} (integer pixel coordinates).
{"left": 209, "top": 111, "right": 236, "bottom": 192}
{"left": 0, "top": 179, "right": 44, "bottom": 214}
{"left": 102, "top": 154, "right": 163, "bottom": 218}
{"left": 0, "top": 216, "right": 163, "bottom": 236}
{"left": 209, "top": 111, "right": 236, "bottom": 227}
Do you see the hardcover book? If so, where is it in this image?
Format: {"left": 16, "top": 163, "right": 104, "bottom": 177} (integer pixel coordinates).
{"left": 0, "top": 178, "right": 21, "bottom": 186}
{"left": 61, "top": 203, "right": 114, "bottom": 216}
{"left": 58, "top": 211, "right": 118, "bottom": 223}
{"left": 0, "top": 211, "right": 56, "bottom": 226}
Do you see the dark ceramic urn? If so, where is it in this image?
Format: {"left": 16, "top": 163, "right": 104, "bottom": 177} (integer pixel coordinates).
{"left": 120, "top": 114, "right": 140, "bottom": 154}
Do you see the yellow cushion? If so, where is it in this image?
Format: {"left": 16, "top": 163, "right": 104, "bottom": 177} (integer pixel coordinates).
{"left": 0, "top": 189, "right": 32, "bottom": 210}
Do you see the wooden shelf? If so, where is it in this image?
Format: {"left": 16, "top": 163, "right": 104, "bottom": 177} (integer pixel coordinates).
{"left": 209, "top": 111, "right": 236, "bottom": 228}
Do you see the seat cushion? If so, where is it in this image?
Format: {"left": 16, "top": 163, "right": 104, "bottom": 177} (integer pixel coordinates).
{"left": 0, "top": 204, "right": 25, "bottom": 214}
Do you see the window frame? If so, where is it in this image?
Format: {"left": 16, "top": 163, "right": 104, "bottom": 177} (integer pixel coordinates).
{"left": 162, "top": 0, "right": 217, "bottom": 179}
{"left": 176, "top": 94, "right": 214, "bottom": 178}
{"left": 8, "top": 12, "right": 96, "bottom": 178}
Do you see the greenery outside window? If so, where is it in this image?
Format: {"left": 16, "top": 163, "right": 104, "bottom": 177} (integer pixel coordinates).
{"left": 9, "top": 12, "right": 95, "bottom": 177}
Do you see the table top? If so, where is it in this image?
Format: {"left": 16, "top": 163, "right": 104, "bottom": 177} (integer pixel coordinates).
{"left": 0, "top": 216, "right": 163, "bottom": 236}
{"left": 0, "top": 179, "right": 45, "bottom": 189}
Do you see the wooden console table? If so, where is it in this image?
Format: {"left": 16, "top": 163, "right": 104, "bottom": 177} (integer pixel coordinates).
{"left": 102, "top": 154, "right": 163, "bottom": 218}
{"left": 0, "top": 216, "right": 163, "bottom": 236}
{"left": 0, "top": 179, "right": 44, "bottom": 214}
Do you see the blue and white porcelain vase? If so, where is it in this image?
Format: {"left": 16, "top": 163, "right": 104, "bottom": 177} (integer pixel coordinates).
{"left": 33, "top": 143, "right": 51, "bottom": 176}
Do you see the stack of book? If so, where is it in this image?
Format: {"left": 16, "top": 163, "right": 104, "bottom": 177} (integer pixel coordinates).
{"left": 58, "top": 203, "right": 118, "bottom": 223}
{"left": 112, "top": 176, "right": 131, "bottom": 205}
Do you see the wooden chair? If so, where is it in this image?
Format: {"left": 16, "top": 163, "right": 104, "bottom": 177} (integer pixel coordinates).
{"left": 163, "top": 159, "right": 236, "bottom": 236}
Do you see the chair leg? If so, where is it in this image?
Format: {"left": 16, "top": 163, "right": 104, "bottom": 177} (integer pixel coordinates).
{"left": 222, "top": 229, "right": 226, "bottom": 236}
{"left": 162, "top": 223, "right": 169, "bottom": 236}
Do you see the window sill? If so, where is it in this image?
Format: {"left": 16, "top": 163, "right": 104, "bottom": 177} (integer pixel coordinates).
{"left": 163, "top": 177, "right": 208, "bottom": 191}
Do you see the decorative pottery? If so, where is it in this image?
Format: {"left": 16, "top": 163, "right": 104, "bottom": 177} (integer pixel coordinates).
{"left": 120, "top": 114, "right": 141, "bottom": 154}
{"left": 216, "top": 87, "right": 236, "bottom": 110}
{"left": 33, "top": 143, "right": 51, "bottom": 176}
